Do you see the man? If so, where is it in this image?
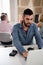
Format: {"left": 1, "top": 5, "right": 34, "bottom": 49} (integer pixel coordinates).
{"left": 12, "top": 9, "right": 43, "bottom": 58}
{"left": 0, "top": 14, "right": 12, "bottom": 45}
{"left": 0, "top": 13, "right": 12, "bottom": 33}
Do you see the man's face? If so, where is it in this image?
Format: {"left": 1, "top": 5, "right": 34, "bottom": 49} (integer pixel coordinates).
{"left": 23, "top": 15, "right": 33, "bottom": 27}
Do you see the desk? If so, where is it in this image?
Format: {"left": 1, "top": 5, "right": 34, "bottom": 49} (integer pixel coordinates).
{"left": 0, "top": 47, "right": 23, "bottom": 65}
{"left": 0, "top": 45, "right": 38, "bottom": 65}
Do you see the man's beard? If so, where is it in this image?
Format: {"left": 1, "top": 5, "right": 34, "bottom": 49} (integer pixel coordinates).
{"left": 23, "top": 21, "right": 30, "bottom": 27}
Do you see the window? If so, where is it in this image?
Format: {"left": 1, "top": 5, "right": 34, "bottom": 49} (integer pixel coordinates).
{"left": 0, "top": 0, "right": 10, "bottom": 21}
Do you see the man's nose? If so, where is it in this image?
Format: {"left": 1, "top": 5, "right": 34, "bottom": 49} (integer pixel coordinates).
{"left": 28, "top": 20, "right": 31, "bottom": 23}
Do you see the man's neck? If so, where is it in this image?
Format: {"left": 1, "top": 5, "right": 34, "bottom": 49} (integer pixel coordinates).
{"left": 2, "top": 20, "right": 7, "bottom": 24}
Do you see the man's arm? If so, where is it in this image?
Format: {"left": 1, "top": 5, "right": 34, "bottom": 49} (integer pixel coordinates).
{"left": 34, "top": 24, "right": 43, "bottom": 49}
{"left": 12, "top": 25, "right": 27, "bottom": 55}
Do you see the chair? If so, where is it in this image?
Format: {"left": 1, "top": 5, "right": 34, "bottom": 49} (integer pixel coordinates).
{"left": 0, "top": 32, "right": 12, "bottom": 47}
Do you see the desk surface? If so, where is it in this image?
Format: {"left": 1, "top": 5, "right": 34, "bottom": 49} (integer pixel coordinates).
{"left": 0, "top": 47, "right": 23, "bottom": 65}
{"left": 0, "top": 45, "right": 38, "bottom": 65}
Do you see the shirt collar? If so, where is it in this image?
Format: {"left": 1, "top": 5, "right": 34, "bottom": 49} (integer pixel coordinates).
{"left": 20, "top": 23, "right": 23, "bottom": 29}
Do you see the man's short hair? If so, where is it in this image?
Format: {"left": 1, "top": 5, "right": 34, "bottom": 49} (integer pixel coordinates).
{"left": 23, "top": 8, "right": 33, "bottom": 15}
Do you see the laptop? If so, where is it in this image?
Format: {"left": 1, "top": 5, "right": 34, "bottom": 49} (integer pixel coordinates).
{"left": 26, "top": 49, "right": 43, "bottom": 65}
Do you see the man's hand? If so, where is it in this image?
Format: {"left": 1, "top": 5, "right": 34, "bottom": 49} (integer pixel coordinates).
{"left": 22, "top": 51, "right": 28, "bottom": 58}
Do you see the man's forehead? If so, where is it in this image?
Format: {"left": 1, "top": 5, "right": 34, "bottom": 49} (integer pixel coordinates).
{"left": 24, "top": 15, "right": 33, "bottom": 18}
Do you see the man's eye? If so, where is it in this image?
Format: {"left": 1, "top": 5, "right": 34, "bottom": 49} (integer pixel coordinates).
{"left": 26, "top": 18, "right": 33, "bottom": 20}
{"left": 31, "top": 19, "right": 33, "bottom": 20}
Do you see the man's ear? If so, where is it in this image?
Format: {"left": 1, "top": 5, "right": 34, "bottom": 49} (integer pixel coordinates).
{"left": 22, "top": 15, "right": 24, "bottom": 19}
